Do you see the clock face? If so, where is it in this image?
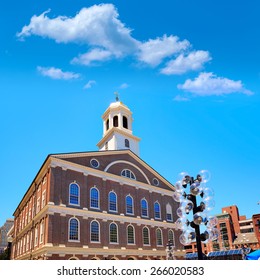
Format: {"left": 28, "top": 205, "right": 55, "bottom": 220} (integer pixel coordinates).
{"left": 90, "top": 159, "right": 99, "bottom": 168}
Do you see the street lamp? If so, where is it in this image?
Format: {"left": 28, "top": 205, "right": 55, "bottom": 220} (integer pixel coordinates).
{"left": 173, "top": 170, "right": 220, "bottom": 260}
{"left": 166, "top": 239, "right": 175, "bottom": 260}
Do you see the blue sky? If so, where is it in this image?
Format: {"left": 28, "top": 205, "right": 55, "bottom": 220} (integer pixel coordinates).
{"left": 1, "top": 0, "right": 260, "bottom": 226}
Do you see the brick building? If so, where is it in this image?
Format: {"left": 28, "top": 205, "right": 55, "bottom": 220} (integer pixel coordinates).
{"left": 11, "top": 100, "right": 183, "bottom": 260}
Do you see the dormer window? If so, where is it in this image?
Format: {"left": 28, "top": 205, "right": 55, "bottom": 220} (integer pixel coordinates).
{"left": 121, "top": 169, "right": 136, "bottom": 180}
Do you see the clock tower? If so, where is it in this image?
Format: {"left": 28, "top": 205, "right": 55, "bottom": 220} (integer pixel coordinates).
{"left": 97, "top": 95, "right": 141, "bottom": 155}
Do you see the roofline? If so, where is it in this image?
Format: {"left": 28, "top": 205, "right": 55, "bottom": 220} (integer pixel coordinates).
{"left": 13, "top": 149, "right": 175, "bottom": 217}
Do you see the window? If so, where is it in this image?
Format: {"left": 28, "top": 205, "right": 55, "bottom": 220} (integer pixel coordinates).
{"left": 152, "top": 178, "right": 159, "bottom": 186}
{"left": 109, "top": 191, "right": 117, "bottom": 212}
{"left": 42, "top": 191, "right": 46, "bottom": 208}
{"left": 156, "top": 228, "right": 163, "bottom": 246}
{"left": 143, "top": 227, "right": 150, "bottom": 245}
{"left": 69, "top": 183, "right": 79, "bottom": 205}
{"left": 125, "top": 139, "right": 130, "bottom": 148}
{"left": 90, "top": 159, "right": 100, "bottom": 168}
{"left": 106, "top": 119, "right": 109, "bottom": 130}
{"left": 166, "top": 203, "right": 173, "bottom": 221}
{"left": 113, "top": 116, "right": 118, "bottom": 127}
{"left": 121, "top": 169, "right": 136, "bottom": 180}
{"left": 90, "top": 221, "right": 100, "bottom": 242}
{"left": 168, "top": 230, "right": 175, "bottom": 246}
{"left": 40, "top": 220, "right": 44, "bottom": 244}
{"left": 69, "top": 218, "right": 79, "bottom": 241}
{"left": 127, "top": 225, "right": 135, "bottom": 244}
{"left": 141, "top": 199, "right": 148, "bottom": 217}
{"left": 126, "top": 195, "right": 134, "bottom": 215}
{"left": 90, "top": 187, "right": 99, "bottom": 209}
{"left": 123, "top": 116, "right": 128, "bottom": 129}
{"left": 34, "top": 225, "right": 38, "bottom": 247}
{"left": 154, "top": 202, "right": 161, "bottom": 219}
{"left": 109, "top": 223, "right": 118, "bottom": 243}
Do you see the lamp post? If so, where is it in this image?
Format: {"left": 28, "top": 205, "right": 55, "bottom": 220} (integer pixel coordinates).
{"left": 166, "top": 239, "right": 175, "bottom": 260}
{"left": 173, "top": 170, "right": 220, "bottom": 260}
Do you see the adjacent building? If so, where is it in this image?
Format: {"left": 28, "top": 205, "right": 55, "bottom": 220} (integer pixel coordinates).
{"left": 11, "top": 100, "right": 183, "bottom": 260}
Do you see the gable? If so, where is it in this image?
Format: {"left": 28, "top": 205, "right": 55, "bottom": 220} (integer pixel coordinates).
{"left": 51, "top": 150, "right": 175, "bottom": 192}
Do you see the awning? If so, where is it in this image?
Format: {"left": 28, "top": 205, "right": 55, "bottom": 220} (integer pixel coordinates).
{"left": 246, "top": 250, "right": 260, "bottom": 260}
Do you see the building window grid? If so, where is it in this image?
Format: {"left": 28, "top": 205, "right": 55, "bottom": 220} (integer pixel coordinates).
{"left": 156, "top": 228, "right": 163, "bottom": 246}
{"left": 90, "top": 187, "right": 100, "bottom": 209}
{"left": 127, "top": 225, "right": 135, "bottom": 244}
{"left": 121, "top": 169, "right": 136, "bottom": 180}
{"left": 69, "top": 183, "right": 80, "bottom": 205}
{"left": 154, "top": 202, "right": 161, "bottom": 219}
{"left": 126, "top": 195, "right": 134, "bottom": 215}
{"left": 109, "top": 223, "right": 118, "bottom": 243}
{"left": 109, "top": 192, "right": 117, "bottom": 212}
{"left": 69, "top": 218, "right": 79, "bottom": 241}
{"left": 90, "top": 221, "right": 100, "bottom": 242}
{"left": 143, "top": 227, "right": 150, "bottom": 245}
{"left": 141, "top": 199, "right": 148, "bottom": 218}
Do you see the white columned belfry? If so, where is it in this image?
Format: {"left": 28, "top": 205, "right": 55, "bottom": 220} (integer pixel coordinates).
{"left": 97, "top": 94, "right": 141, "bottom": 156}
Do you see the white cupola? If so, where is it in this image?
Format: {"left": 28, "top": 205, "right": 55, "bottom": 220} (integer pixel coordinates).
{"left": 97, "top": 94, "right": 140, "bottom": 155}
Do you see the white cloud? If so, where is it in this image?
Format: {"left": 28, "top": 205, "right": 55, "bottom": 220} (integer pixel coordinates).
{"left": 37, "top": 66, "right": 80, "bottom": 80}
{"left": 160, "top": 51, "right": 211, "bottom": 75}
{"left": 17, "top": 4, "right": 139, "bottom": 57}
{"left": 178, "top": 72, "right": 253, "bottom": 96}
{"left": 137, "top": 35, "right": 190, "bottom": 67}
{"left": 119, "top": 83, "right": 129, "bottom": 89}
{"left": 84, "top": 80, "right": 96, "bottom": 89}
{"left": 173, "top": 95, "right": 190, "bottom": 102}
{"left": 72, "top": 48, "right": 113, "bottom": 65}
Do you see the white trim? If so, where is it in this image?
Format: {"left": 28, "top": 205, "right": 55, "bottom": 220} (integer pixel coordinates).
{"left": 125, "top": 194, "right": 134, "bottom": 215}
{"left": 90, "top": 186, "right": 100, "bottom": 210}
{"left": 142, "top": 226, "right": 150, "bottom": 245}
{"left": 108, "top": 191, "right": 118, "bottom": 213}
{"left": 127, "top": 224, "right": 135, "bottom": 245}
{"left": 69, "top": 182, "right": 80, "bottom": 207}
{"left": 90, "top": 220, "right": 100, "bottom": 243}
{"left": 109, "top": 222, "right": 119, "bottom": 244}
{"left": 141, "top": 198, "right": 149, "bottom": 218}
{"left": 104, "top": 160, "right": 150, "bottom": 184}
{"left": 68, "top": 217, "right": 80, "bottom": 242}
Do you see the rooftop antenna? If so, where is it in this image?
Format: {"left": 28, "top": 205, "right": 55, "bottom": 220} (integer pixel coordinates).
{"left": 114, "top": 91, "right": 119, "bottom": 102}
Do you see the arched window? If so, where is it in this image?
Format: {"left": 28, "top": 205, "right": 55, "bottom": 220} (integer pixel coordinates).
{"left": 141, "top": 198, "right": 148, "bottom": 217}
{"left": 123, "top": 116, "right": 128, "bottom": 129}
{"left": 156, "top": 228, "right": 163, "bottom": 246}
{"left": 90, "top": 221, "right": 100, "bottom": 242}
{"left": 106, "top": 119, "right": 109, "bottom": 130}
{"left": 109, "top": 191, "right": 117, "bottom": 212}
{"left": 121, "top": 169, "right": 136, "bottom": 180}
{"left": 125, "top": 139, "right": 130, "bottom": 148}
{"left": 69, "top": 218, "right": 79, "bottom": 241}
{"left": 154, "top": 202, "right": 161, "bottom": 219}
{"left": 126, "top": 195, "right": 134, "bottom": 215}
{"left": 168, "top": 230, "right": 175, "bottom": 246}
{"left": 166, "top": 203, "right": 173, "bottom": 221}
{"left": 90, "top": 187, "right": 99, "bottom": 209}
{"left": 109, "top": 223, "right": 118, "bottom": 243}
{"left": 113, "top": 116, "right": 118, "bottom": 127}
{"left": 127, "top": 225, "right": 135, "bottom": 244}
{"left": 69, "top": 183, "right": 79, "bottom": 205}
{"left": 143, "top": 227, "right": 150, "bottom": 245}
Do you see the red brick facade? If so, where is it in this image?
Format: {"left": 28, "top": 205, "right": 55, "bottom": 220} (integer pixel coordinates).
{"left": 11, "top": 150, "right": 183, "bottom": 260}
